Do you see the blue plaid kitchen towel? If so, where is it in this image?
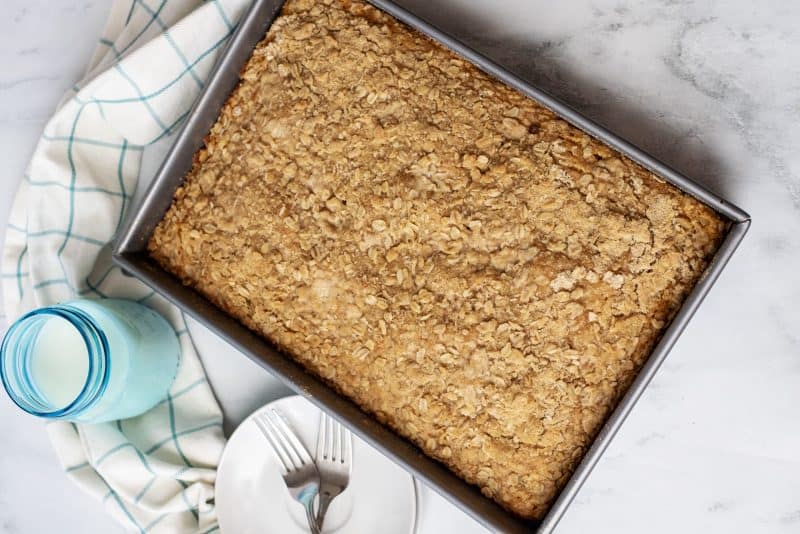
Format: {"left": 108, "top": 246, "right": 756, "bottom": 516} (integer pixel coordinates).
{"left": 1, "top": 0, "right": 252, "bottom": 532}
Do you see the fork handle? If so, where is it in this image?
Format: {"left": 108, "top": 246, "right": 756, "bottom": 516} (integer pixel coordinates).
{"left": 304, "top": 498, "right": 321, "bottom": 534}
{"left": 316, "top": 492, "right": 334, "bottom": 531}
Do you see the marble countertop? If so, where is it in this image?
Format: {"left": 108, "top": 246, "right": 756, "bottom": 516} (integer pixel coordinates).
{"left": 1, "top": 1, "right": 798, "bottom": 532}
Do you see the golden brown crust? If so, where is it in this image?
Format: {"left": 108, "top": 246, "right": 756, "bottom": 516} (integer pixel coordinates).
{"left": 148, "top": 0, "right": 726, "bottom": 519}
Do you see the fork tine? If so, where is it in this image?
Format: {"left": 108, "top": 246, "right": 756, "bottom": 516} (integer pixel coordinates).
{"left": 326, "top": 413, "right": 335, "bottom": 460}
{"left": 326, "top": 413, "right": 336, "bottom": 460}
{"left": 326, "top": 413, "right": 333, "bottom": 460}
{"left": 269, "top": 409, "right": 312, "bottom": 466}
{"left": 316, "top": 412, "right": 326, "bottom": 461}
{"left": 265, "top": 412, "right": 303, "bottom": 471}
{"left": 254, "top": 412, "right": 291, "bottom": 473}
{"left": 343, "top": 425, "right": 352, "bottom": 466}
{"left": 267, "top": 413, "right": 303, "bottom": 469}
{"left": 332, "top": 415, "right": 341, "bottom": 462}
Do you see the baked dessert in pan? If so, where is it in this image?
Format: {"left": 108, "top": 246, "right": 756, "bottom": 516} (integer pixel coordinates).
{"left": 149, "top": 0, "right": 726, "bottom": 519}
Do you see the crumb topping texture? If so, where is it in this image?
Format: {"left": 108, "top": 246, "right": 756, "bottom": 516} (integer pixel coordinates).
{"left": 149, "top": 0, "right": 726, "bottom": 519}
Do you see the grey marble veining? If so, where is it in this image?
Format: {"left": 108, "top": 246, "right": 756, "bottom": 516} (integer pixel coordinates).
{"left": 1, "top": 1, "right": 799, "bottom": 533}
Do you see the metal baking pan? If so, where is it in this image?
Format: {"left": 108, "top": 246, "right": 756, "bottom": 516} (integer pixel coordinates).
{"left": 113, "top": 0, "right": 751, "bottom": 531}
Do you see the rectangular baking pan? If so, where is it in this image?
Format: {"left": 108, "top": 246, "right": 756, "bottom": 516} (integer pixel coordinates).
{"left": 113, "top": 0, "right": 751, "bottom": 531}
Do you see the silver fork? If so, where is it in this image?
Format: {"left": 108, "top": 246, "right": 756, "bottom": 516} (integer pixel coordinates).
{"left": 314, "top": 412, "right": 353, "bottom": 531}
{"left": 254, "top": 408, "right": 321, "bottom": 534}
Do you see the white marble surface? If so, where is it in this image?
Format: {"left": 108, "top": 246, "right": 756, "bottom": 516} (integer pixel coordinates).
{"left": 1, "top": 1, "right": 799, "bottom": 532}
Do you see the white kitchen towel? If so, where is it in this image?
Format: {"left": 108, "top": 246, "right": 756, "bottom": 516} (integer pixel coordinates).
{"left": 1, "top": 0, "right": 252, "bottom": 532}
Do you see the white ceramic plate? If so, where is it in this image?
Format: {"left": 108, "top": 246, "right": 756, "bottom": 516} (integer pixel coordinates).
{"left": 216, "top": 395, "right": 417, "bottom": 534}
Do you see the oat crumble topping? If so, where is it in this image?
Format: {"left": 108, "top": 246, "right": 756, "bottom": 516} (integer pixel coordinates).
{"left": 149, "top": 0, "right": 726, "bottom": 519}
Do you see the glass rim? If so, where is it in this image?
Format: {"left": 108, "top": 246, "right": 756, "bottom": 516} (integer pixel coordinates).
{"left": 0, "top": 304, "right": 111, "bottom": 418}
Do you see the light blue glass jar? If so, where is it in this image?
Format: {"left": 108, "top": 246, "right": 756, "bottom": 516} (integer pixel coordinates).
{"left": 0, "top": 299, "right": 180, "bottom": 423}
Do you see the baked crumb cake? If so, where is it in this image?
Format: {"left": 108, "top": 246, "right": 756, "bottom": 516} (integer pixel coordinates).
{"left": 149, "top": 0, "right": 727, "bottom": 519}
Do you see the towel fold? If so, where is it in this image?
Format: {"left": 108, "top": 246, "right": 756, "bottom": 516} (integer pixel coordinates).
{"left": 1, "top": 0, "right": 252, "bottom": 531}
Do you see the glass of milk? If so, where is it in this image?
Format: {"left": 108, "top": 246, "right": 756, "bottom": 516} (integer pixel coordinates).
{"left": 0, "top": 299, "right": 180, "bottom": 423}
